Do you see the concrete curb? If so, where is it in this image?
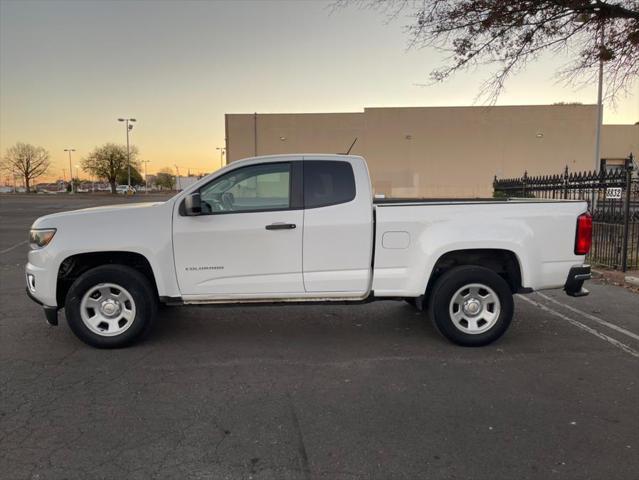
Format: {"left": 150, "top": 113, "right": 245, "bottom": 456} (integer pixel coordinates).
{"left": 592, "top": 268, "right": 639, "bottom": 291}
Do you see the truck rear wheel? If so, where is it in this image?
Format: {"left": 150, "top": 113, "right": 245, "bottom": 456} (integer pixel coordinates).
{"left": 429, "top": 265, "right": 513, "bottom": 347}
{"left": 64, "top": 265, "right": 157, "bottom": 348}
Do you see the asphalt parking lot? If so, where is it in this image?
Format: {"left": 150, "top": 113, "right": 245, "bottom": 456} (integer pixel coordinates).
{"left": 1, "top": 194, "right": 638, "bottom": 480}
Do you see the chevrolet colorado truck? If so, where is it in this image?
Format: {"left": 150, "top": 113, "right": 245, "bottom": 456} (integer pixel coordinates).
{"left": 26, "top": 154, "right": 593, "bottom": 348}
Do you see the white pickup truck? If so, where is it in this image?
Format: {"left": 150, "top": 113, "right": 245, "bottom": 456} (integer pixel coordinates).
{"left": 26, "top": 154, "right": 593, "bottom": 348}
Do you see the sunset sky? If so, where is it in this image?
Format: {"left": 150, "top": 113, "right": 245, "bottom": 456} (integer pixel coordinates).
{"left": 1, "top": 0, "right": 637, "bottom": 182}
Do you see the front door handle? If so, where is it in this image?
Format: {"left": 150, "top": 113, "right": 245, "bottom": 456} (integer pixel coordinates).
{"left": 265, "top": 223, "right": 296, "bottom": 230}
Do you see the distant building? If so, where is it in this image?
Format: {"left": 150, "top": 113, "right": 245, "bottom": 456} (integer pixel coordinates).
{"left": 175, "top": 176, "right": 199, "bottom": 191}
{"left": 226, "top": 105, "right": 638, "bottom": 198}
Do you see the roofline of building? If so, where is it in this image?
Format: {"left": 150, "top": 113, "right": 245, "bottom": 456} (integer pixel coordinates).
{"left": 225, "top": 103, "right": 599, "bottom": 116}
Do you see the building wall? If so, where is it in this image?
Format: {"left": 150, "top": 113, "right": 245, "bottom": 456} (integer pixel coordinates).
{"left": 226, "top": 112, "right": 365, "bottom": 161}
{"left": 175, "top": 176, "right": 199, "bottom": 191}
{"left": 226, "top": 105, "right": 636, "bottom": 198}
{"left": 601, "top": 124, "right": 639, "bottom": 160}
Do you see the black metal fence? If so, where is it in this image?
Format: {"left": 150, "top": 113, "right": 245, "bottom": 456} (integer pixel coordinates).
{"left": 493, "top": 154, "right": 638, "bottom": 271}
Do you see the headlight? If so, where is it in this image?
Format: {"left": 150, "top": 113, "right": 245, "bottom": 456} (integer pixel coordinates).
{"left": 29, "top": 228, "right": 56, "bottom": 249}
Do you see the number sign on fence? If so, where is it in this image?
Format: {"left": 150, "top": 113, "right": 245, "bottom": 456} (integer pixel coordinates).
{"left": 606, "top": 187, "right": 622, "bottom": 200}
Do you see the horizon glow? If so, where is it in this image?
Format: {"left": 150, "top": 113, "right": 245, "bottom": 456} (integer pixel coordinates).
{"left": 1, "top": 0, "right": 637, "bottom": 183}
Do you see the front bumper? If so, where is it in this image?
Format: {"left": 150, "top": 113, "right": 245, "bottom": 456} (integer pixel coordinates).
{"left": 25, "top": 257, "right": 58, "bottom": 307}
{"left": 564, "top": 265, "right": 591, "bottom": 297}
{"left": 26, "top": 287, "right": 59, "bottom": 326}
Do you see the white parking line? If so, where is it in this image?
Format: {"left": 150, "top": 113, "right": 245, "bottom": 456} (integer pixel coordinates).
{"left": 0, "top": 239, "right": 27, "bottom": 255}
{"left": 518, "top": 295, "right": 639, "bottom": 359}
{"left": 536, "top": 292, "right": 639, "bottom": 342}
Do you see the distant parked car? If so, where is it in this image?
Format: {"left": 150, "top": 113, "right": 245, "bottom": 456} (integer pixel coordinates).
{"left": 0, "top": 186, "right": 13, "bottom": 193}
{"left": 116, "top": 185, "right": 136, "bottom": 195}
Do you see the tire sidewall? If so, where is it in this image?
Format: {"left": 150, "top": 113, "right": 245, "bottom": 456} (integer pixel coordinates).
{"left": 430, "top": 266, "right": 514, "bottom": 347}
{"left": 65, "top": 265, "right": 156, "bottom": 348}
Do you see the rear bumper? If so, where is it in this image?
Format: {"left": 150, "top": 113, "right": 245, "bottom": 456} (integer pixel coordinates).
{"left": 564, "top": 265, "right": 591, "bottom": 297}
{"left": 26, "top": 287, "right": 59, "bottom": 326}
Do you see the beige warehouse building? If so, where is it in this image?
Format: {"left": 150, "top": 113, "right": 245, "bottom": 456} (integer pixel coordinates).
{"left": 226, "top": 105, "right": 638, "bottom": 198}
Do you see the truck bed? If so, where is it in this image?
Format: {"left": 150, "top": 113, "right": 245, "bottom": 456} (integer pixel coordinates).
{"left": 374, "top": 197, "right": 584, "bottom": 205}
{"left": 375, "top": 197, "right": 501, "bottom": 204}
{"left": 371, "top": 198, "right": 588, "bottom": 296}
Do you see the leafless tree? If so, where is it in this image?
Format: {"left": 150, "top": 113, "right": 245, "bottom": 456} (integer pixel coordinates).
{"left": 1, "top": 143, "right": 51, "bottom": 192}
{"left": 334, "top": 0, "right": 639, "bottom": 102}
{"left": 155, "top": 167, "right": 175, "bottom": 191}
{"left": 82, "top": 143, "right": 139, "bottom": 194}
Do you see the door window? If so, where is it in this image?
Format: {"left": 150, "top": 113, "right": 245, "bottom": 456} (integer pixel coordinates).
{"left": 199, "top": 163, "right": 291, "bottom": 214}
{"left": 304, "top": 161, "right": 356, "bottom": 208}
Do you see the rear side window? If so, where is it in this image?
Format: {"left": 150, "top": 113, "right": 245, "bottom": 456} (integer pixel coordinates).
{"left": 304, "top": 161, "right": 356, "bottom": 208}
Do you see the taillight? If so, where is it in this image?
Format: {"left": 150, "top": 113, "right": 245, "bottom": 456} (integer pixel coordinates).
{"left": 574, "top": 212, "right": 592, "bottom": 255}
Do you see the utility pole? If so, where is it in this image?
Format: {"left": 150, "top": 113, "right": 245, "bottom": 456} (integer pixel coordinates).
{"left": 174, "top": 164, "right": 181, "bottom": 191}
{"left": 64, "top": 149, "right": 76, "bottom": 193}
{"left": 141, "top": 160, "right": 150, "bottom": 194}
{"left": 118, "top": 118, "right": 136, "bottom": 191}
{"left": 216, "top": 147, "right": 226, "bottom": 170}
{"left": 592, "top": 23, "right": 605, "bottom": 210}
{"left": 594, "top": 23, "right": 605, "bottom": 174}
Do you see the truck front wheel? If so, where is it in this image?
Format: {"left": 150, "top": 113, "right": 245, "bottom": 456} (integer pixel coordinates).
{"left": 64, "top": 265, "right": 157, "bottom": 348}
{"left": 429, "top": 266, "right": 513, "bottom": 347}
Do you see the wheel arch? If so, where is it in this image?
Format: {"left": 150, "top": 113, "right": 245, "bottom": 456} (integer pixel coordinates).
{"left": 56, "top": 251, "right": 159, "bottom": 306}
{"left": 423, "top": 248, "right": 524, "bottom": 307}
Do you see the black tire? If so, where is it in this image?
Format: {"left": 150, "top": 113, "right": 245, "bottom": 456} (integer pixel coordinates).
{"left": 64, "top": 264, "right": 157, "bottom": 348}
{"left": 428, "top": 265, "right": 513, "bottom": 347}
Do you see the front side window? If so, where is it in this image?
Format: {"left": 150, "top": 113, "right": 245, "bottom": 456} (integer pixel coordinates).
{"left": 304, "top": 161, "right": 356, "bottom": 208}
{"left": 199, "top": 163, "right": 291, "bottom": 214}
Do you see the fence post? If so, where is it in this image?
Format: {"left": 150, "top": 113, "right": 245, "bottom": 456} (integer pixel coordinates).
{"left": 523, "top": 170, "right": 528, "bottom": 197}
{"left": 563, "top": 165, "right": 569, "bottom": 199}
{"left": 620, "top": 154, "right": 634, "bottom": 272}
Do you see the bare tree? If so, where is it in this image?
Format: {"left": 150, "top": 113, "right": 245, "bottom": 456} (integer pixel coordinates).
{"left": 335, "top": 0, "right": 639, "bottom": 102}
{"left": 82, "top": 143, "right": 139, "bottom": 194}
{"left": 1, "top": 143, "right": 50, "bottom": 192}
{"left": 155, "top": 167, "right": 175, "bottom": 191}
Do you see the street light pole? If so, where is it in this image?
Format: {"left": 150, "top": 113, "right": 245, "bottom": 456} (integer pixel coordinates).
{"left": 64, "top": 148, "right": 76, "bottom": 193}
{"left": 174, "top": 164, "right": 181, "bottom": 191}
{"left": 216, "top": 147, "right": 226, "bottom": 170}
{"left": 118, "top": 118, "right": 137, "bottom": 191}
{"left": 141, "top": 160, "right": 150, "bottom": 194}
{"left": 594, "top": 23, "right": 605, "bottom": 174}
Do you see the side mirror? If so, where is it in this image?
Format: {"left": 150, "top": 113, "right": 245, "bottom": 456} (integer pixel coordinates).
{"left": 184, "top": 192, "right": 202, "bottom": 216}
